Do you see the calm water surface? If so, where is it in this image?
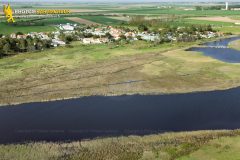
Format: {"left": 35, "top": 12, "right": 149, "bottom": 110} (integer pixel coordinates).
{"left": 187, "top": 36, "right": 240, "bottom": 63}
{"left": 1, "top": 87, "right": 240, "bottom": 144}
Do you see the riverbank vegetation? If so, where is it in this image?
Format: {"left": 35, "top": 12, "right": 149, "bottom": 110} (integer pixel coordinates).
{"left": 1, "top": 130, "right": 240, "bottom": 160}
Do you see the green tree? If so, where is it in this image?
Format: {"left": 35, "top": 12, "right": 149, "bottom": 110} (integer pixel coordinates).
{"left": 138, "top": 24, "right": 148, "bottom": 32}
{"left": 195, "top": 6, "right": 203, "bottom": 10}
{"left": 26, "top": 38, "right": 35, "bottom": 52}
{"left": 16, "top": 32, "right": 24, "bottom": 36}
{"left": 3, "top": 43, "right": 11, "bottom": 55}
{"left": 36, "top": 41, "right": 43, "bottom": 50}
{"left": 106, "top": 32, "right": 113, "bottom": 40}
{"left": 65, "top": 35, "right": 74, "bottom": 44}
{"left": 18, "top": 39, "right": 26, "bottom": 52}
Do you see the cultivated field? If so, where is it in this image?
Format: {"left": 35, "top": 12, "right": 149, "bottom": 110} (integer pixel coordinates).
{"left": 69, "top": 9, "right": 106, "bottom": 13}
{"left": 65, "top": 17, "right": 100, "bottom": 25}
{"left": 107, "top": 16, "right": 130, "bottom": 21}
{"left": 105, "top": 8, "right": 240, "bottom": 16}
{"left": 188, "top": 16, "right": 240, "bottom": 23}
{"left": 0, "top": 23, "right": 56, "bottom": 35}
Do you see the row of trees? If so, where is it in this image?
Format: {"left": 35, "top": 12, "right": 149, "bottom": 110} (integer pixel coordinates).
{"left": 0, "top": 36, "right": 52, "bottom": 58}
{"left": 129, "top": 16, "right": 215, "bottom": 32}
{"left": 195, "top": 6, "right": 222, "bottom": 10}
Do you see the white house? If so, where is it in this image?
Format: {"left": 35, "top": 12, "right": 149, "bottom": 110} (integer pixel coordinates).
{"left": 52, "top": 39, "right": 66, "bottom": 47}
{"left": 59, "top": 24, "right": 74, "bottom": 31}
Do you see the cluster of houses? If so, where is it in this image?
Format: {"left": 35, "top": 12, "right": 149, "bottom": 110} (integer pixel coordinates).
{"left": 5, "top": 23, "right": 220, "bottom": 47}
{"left": 80, "top": 26, "right": 165, "bottom": 43}
{"left": 77, "top": 26, "right": 219, "bottom": 44}
{"left": 9, "top": 32, "right": 67, "bottom": 47}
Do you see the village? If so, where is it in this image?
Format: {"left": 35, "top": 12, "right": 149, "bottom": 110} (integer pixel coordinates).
{"left": 2, "top": 22, "right": 220, "bottom": 49}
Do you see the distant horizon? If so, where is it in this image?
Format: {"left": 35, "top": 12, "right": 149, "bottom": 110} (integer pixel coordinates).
{"left": 2, "top": 0, "right": 240, "bottom": 3}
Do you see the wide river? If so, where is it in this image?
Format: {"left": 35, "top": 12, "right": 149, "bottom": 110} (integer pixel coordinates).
{"left": 1, "top": 37, "right": 240, "bottom": 144}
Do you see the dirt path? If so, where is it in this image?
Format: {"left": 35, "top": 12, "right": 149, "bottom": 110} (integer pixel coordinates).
{"left": 65, "top": 17, "right": 100, "bottom": 25}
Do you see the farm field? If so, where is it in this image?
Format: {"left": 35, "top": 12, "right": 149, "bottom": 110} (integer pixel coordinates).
{"left": 0, "top": 17, "right": 78, "bottom": 34}
{"left": 105, "top": 8, "right": 240, "bottom": 16}
{"left": 183, "top": 19, "right": 236, "bottom": 26}
{"left": 217, "top": 26, "right": 240, "bottom": 34}
{"left": 0, "top": 22, "right": 56, "bottom": 35}
{"left": 36, "top": 17, "right": 77, "bottom": 25}
{"left": 107, "top": 16, "right": 130, "bottom": 21}
{"left": 1, "top": 15, "right": 239, "bottom": 35}
{"left": 188, "top": 16, "right": 240, "bottom": 23}
{"left": 65, "top": 17, "right": 100, "bottom": 25}
{"left": 77, "top": 16, "right": 123, "bottom": 25}
{"left": 173, "top": 19, "right": 235, "bottom": 28}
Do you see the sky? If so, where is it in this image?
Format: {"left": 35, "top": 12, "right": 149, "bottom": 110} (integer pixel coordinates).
{"left": 3, "top": 0, "right": 240, "bottom": 2}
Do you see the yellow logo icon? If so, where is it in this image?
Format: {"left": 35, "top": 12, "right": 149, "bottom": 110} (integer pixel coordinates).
{"left": 3, "top": 4, "right": 15, "bottom": 23}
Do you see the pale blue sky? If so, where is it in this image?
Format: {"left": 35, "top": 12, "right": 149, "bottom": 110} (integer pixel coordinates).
{"left": 3, "top": 0, "right": 240, "bottom": 2}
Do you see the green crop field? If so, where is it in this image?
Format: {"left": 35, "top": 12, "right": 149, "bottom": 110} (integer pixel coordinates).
{"left": 217, "top": 26, "right": 240, "bottom": 34}
{"left": 0, "top": 17, "right": 79, "bottom": 35}
{"left": 36, "top": 17, "right": 77, "bottom": 25}
{"left": 106, "top": 7, "right": 240, "bottom": 16}
{"left": 78, "top": 16, "right": 123, "bottom": 25}
{"left": 0, "top": 22, "right": 56, "bottom": 35}
{"left": 182, "top": 19, "right": 235, "bottom": 26}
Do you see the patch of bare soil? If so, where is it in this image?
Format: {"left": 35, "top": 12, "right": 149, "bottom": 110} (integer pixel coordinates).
{"left": 65, "top": 17, "right": 100, "bottom": 25}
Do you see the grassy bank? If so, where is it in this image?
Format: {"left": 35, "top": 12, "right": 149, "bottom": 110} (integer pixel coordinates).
{"left": 1, "top": 39, "right": 240, "bottom": 105}
{"left": 179, "top": 135, "right": 240, "bottom": 160}
{"left": 229, "top": 39, "right": 240, "bottom": 50}
{"left": 1, "top": 130, "right": 240, "bottom": 160}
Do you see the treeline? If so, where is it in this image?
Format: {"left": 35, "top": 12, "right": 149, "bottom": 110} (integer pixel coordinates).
{"left": 195, "top": 6, "right": 222, "bottom": 10}
{"left": 129, "top": 16, "right": 215, "bottom": 33}
{"left": 129, "top": 15, "right": 175, "bottom": 29}
{"left": 0, "top": 35, "right": 52, "bottom": 58}
{"left": 12, "top": 21, "right": 45, "bottom": 26}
